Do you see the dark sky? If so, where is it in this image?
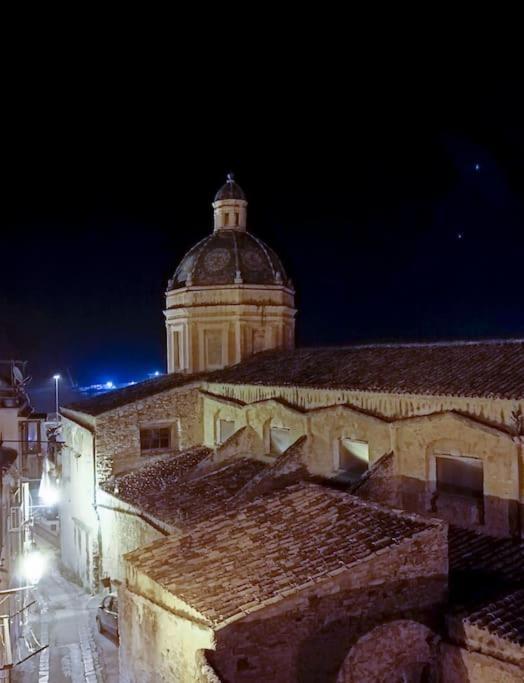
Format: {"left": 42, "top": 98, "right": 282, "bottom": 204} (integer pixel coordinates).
{"left": 1, "top": 67, "right": 523, "bottom": 394}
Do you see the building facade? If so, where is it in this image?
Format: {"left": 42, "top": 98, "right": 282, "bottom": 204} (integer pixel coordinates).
{"left": 59, "top": 178, "right": 524, "bottom": 682}
{"left": 164, "top": 175, "right": 296, "bottom": 373}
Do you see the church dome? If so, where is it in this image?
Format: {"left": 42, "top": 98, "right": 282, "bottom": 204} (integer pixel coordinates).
{"left": 214, "top": 173, "right": 246, "bottom": 202}
{"left": 168, "top": 230, "right": 291, "bottom": 290}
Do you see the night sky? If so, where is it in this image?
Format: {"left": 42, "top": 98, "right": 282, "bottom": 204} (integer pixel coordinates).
{"left": 1, "top": 71, "right": 523, "bottom": 404}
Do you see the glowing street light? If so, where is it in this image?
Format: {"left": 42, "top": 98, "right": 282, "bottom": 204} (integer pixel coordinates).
{"left": 21, "top": 549, "right": 46, "bottom": 585}
{"left": 52, "top": 374, "right": 60, "bottom": 421}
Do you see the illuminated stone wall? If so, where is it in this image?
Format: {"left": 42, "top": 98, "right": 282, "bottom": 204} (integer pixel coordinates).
{"left": 93, "top": 385, "right": 203, "bottom": 483}
{"left": 59, "top": 415, "right": 99, "bottom": 590}
{"left": 202, "top": 386, "right": 524, "bottom": 536}
{"left": 119, "top": 568, "right": 215, "bottom": 683}
{"left": 119, "top": 522, "right": 446, "bottom": 683}
{"left": 440, "top": 643, "right": 523, "bottom": 682}
{"left": 165, "top": 285, "right": 296, "bottom": 374}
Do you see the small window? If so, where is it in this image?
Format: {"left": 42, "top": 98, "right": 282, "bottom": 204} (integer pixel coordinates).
{"left": 218, "top": 419, "right": 235, "bottom": 445}
{"left": 205, "top": 329, "right": 223, "bottom": 369}
{"left": 338, "top": 439, "right": 369, "bottom": 479}
{"left": 224, "top": 212, "right": 230, "bottom": 226}
{"left": 253, "top": 329, "right": 266, "bottom": 353}
{"left": 436, "top": 455, "right": 483, "bottom": 498}
{"left": 20, "top": 420, "right": 41, "bottom": 454}
{"left": 140, "top": 427, "right": 171, "bottom": 452}
{"left": 172, "top": 331, "right": 181, "bottom": 371}
{"left": 270, "top": 426, "right": 292, "bottom": 455}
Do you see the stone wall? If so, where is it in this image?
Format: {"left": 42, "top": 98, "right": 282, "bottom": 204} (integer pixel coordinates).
{"left": 59, "top": 416, "right": 99, "bottom": 591}
{"left": 202, "top": 389, "right": 524, "bottom": 537}
{"left": 97, "top": 490, "right": 166, "bottom": 585}
{"left": 119, "top": 583, "right": 215, "bottom": 683}
{"left": 440, "top": 642, "right": 523, "bottom": 682}
{"left": 210, "top": 524, "right": 447, "bottom": 683}
{"left": 394, "top": 412, "right": 520, "bottom": 536}
{"left": 336, "top": 620, "right": 439, "bottom": 682}
{"left": 94, "top": 386, "right": 202, "bottom": 484}
{"left": 206, "top": 382, "right": 524, "bottom": 431}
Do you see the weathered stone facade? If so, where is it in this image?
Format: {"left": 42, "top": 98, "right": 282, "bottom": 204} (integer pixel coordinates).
{"left": 60, "top": 384, "right": 203, "bottom": 590}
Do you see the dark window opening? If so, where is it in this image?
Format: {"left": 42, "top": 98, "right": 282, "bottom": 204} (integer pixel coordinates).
{"left": 140, "top": 427, "right": 171, "bottom": 452}
{"left": 436, "top": 456, "right": 483, "bottom": 498}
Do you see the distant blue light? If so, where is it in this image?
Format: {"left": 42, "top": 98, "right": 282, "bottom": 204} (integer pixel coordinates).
{"left": 154, "top": 371, "right": 160, "bottom": 376}
{"left": 105, "top": 381, "right": 114, "bottom": 389}
{"left": 474, "top": 163, "right": 480, "bottom": 171}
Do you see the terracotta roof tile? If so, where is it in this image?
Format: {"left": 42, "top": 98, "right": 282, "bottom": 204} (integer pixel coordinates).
{"left": 102, "top": 450, "right": 267, "bottom": 528}
{"left": 209, "top": 340, "right": 524, "bottom": 400}
{"left": 450, "top": 526, "right": 524, "bottom": 586}
{"left": 124, "top": 483, "right": 438, "bottom": 626}
{"left": 460, "top": 589, "right": 524, "bottom": 647}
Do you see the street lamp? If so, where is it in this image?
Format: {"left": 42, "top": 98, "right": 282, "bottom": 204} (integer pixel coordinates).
{"left": 52, "top": 374, "right": 60, "bottom": 421}
{"left": 20, "top": 549, "right": 46, "bottom": 585}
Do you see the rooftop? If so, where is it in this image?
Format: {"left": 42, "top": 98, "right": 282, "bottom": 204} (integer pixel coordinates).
{"left": 101, "top": 450, "right": 267, "bottom": 529}
{"left": 459, "top": 588, "right": 524, "bottom": 648}
{"left": 63, "top": 371, "right": 206, "bottom": 417}
{"left": 209, "top": 339, "right": 524, "bottom": 400}
{"left": 124, "top": 482, "right": 438, "bottom": 627}
{"left": 64, "top": 338, "right": 524, "bottom": 417}
{"left": 450, "top": 526, "right": 524, "bottom": 588}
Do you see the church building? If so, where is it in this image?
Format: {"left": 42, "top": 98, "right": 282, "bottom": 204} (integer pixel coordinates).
{"left": 59, "top": 177, "right": 524, "bottom": 682}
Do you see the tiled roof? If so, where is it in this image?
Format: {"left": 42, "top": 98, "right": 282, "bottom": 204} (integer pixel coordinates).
{"left": 209, "top": 340, "right": 524, "bottom": 400}
{"left": 64, "top": 372, "right": 206, "bottom": 416}
{"left": 461, "top": 588, "right": 524, "bottom": 647}
{"left": 450, "top": 526, "right": 524, "bottom": 586}
{"left": 124, "top": 483, "right": 436, "bottom": 627}
{"left": 64, "top": 339, "right": 524, "bottom": 416}
{"left": 102, "top": 451, "right": 267, "bottom": 529}
{"left": 100, "top": 446, "right": 211, "bottom": 502}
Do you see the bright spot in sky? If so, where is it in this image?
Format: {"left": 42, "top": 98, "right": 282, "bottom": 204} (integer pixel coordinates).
{"left": 105, "top": 381, "right": 114, "bottom": 389}
{"left": 457, "top": 232, "right": 464, "bottom": 240}
{"left": 154, "top": 371, "right": 160, "bottom": 376}
{"left": 474, "top": 163, "right": 480, "bottom": 171}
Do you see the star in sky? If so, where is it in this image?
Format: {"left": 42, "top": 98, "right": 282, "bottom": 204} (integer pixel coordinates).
{"left": 474, "top": 163, "right": 480, "bottom": 171}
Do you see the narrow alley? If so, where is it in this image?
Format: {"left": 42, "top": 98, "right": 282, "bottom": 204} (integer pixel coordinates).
{"left": 11, "top": 539, "right": 119, "bottom": 683}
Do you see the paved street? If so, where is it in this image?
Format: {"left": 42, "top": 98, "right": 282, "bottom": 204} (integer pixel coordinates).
{"left": 11, "top": 541, "right": 119, "bottom": 683}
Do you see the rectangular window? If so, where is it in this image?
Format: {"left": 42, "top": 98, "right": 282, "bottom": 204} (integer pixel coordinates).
{"left": 20, "top": 420, "right": 41, "bottom": 454}
{"left": 253, "top": 329, "right": 266, "bottom": 354}
{"left": 338, "top": 438, "right": 369, "bottom": 478}
{"left": 205, "top": 329, "right": 223, "bottom": 369}
{"left": 270, "top": 426, "right": 292, "bottom": 455}
{"left": 436, "top": 455, "right": 483, "bottom": 498}
{"left": 172, "top": 331, "right": 181, "bottom": 371}
{"left": 218, "top": 419, "right": 235, "bottom": 445}
{"left": 140, "top": 427, "right": 171, "bottom": 452}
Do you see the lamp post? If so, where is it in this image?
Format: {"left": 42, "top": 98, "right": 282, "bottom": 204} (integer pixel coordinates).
{"left": 52, "top": 374, "right": 60, "bottom": 421}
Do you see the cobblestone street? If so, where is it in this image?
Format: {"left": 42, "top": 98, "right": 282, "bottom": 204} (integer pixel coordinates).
{"left": 11, "top": 541, "right": 119, "bottom": 683}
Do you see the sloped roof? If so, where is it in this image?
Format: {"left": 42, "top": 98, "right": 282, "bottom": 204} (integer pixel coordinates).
{"left": 124, "top": 482, "right": 437, "bottom": 627}
{"left": 102, "top": 451, "right": 267, "bottom": 529}
{"left": 63, "top": 371, "right": 206, "bottom": 417}
{"left": 64, "top": 338, "right": 524, "bottom": 417}
{"left": 450, "top": 526, "right": 524, "bottom": 586}
{"left": 209, "top": 339, "right": 524, "bottom": 400}
{"left": 460, "top": 588, "right": 524, "bottom": 648}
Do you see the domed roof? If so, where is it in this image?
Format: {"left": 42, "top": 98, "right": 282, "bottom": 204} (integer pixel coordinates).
{"left": 214, "top": 173, "right": 246, "bottom": 202}
{"left": 168, "top": 230, "right": 291, "bottom": 290}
